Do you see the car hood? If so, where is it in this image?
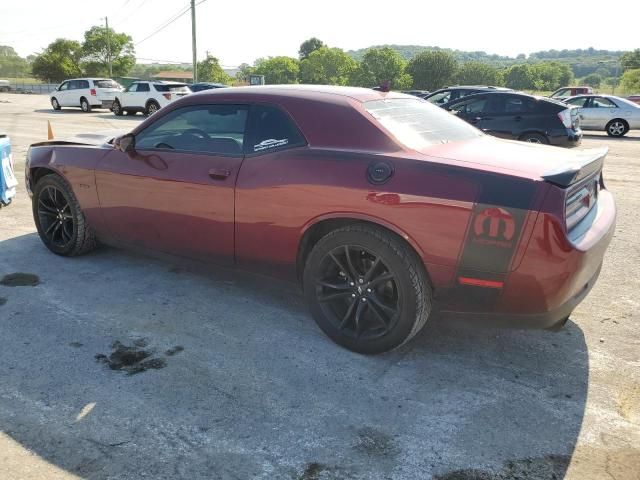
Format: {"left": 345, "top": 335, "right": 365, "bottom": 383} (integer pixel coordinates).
{"left": 31, "top": 129, "right": 128, "bottom": 148}
{"left": 421, "top": 136, "right": 606, "bottom": 183}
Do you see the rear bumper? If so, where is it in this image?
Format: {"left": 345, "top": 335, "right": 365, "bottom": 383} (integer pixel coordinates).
{"left": 439, "top": 189, "right": 615, "bottom": 329}
{"left": 549, "top": 128, "right": 582, "bottom": 147}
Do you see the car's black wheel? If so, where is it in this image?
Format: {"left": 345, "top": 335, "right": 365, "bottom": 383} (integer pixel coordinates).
{"left": 606, "top": 119, "right": 628, "bottom": 137}
{"left": 303, "top": 224, "right": 432, "bottom": 354}
{"left": 112, "top": 99, "right": 123, "bottom": 116}
{"left": 80, "top": 97, "right": 91, "bottom": 113}
{"left": 51, "top": 97, "right": 61, "bottom": 110}
{"left": 33, "top": 174, "right": 96, "bottom": 257}
{"left": 520, "top": 132, "right": 549, "bottom": 144}
{"left": 145, "top": 101, "right": 160, "bottom": 116}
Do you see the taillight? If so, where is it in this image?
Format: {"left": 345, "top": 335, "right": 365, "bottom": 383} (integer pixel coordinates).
{"left": 162, "top": 93, "right": 172, "bottom": 100}
{"left": 565, "top": 175, "right": 599, "bottom": 230}
{"left": 557, "top": 108, "right": 572, "bottom": 129}
{"left": 90, "top": 88, "right": 97, "bottom": 96}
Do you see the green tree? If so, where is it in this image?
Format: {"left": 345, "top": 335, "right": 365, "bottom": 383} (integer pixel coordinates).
{"left": 406, "top": 50, "right": 458, "bottom": 90}
{"left": 299, "top": 47, "right": 357, "bottom": 85}
{"left": 255, "top": 56, "right": 299, "bottom": 84}
{"left": 197, "top": 54, "right": 232, "bottom": 84}
{"left": 582, "top": 73, "right": 602, "bottom": 88}
{"left": 236, "top": 62, "right": 255, "bottom": 83}
{"left": 0, "top": 45, "right": 30, "bottom": 77}
{"left": 299, "top": 37, "right": 325, "bottom": 60}
{"left": 621, "top": 49, "right": 640, "bottom": 72}
{"left": 621, "top": 69, "right": 640, "bottom": 92}
{"left": 455, "top": 61, "right": 500, "bottom": 86}
{"left": 81, "top": 26, "right": 135, "bottom": 77}
{"left": 353, "top": 47, "right": 412, "bottom": 89}
{"left": 31, "top": 39, "right": 83, "bottom": 82}
{"left": 503, "top": 64, "right": 535, "bottom": 89}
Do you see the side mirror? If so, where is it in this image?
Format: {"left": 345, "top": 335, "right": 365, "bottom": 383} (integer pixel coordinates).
{"left": 115, "top": 133, "right": 135, "bottom": 153}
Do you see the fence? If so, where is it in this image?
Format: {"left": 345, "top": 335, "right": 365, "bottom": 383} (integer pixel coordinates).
{"left": 7, "top": 81, "right": 58, "bottom": 94}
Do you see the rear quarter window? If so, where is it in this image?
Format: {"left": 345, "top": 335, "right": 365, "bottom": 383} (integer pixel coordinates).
{"left": 245, "top": 104, "right": 306, "bottom": 154}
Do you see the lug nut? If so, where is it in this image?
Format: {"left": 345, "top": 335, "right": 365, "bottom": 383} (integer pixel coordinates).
{"left": 361, "top": 297, "right": 367, "bottom": 302}
{"left": 359, "top": 278, "right": 364, "bottom": 284}
{"left": 351, "top": 293, "right": 356, "bottom": 297}
{"left": 366, "top": 288, "right": 372, "bottom": 293}
{"left": 350, "top": 282, "right": 355, "bottom": 286}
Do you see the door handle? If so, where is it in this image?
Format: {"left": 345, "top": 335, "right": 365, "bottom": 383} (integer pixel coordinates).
{"left": 208, "top": 168, "right": 231, "bottom": 180}
{"left": 470, "top": 117, "right": 483, "bottom": 124}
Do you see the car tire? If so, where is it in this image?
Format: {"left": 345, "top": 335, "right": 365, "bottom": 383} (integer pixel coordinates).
{"left": 32, "top": 174, "right": 97, "bottom": 257}
{"left": 520, "top": 133, "right": 549, "bottom": 144}
{"left": 303, "top": 224, "right": 432, "bottom": 354}
{"left": 145, "top": 101, "right": 160, "bottom": 116}
{"left": 80, "top": 97, "right": 91, "bottom": 113}
{"left": 112, "top": 99, "right": 123, "bottom": 116}
{"left": 51, "top": 97, "right": 61, "bottom": 110}
{"left": 606, "top": 119, "right": 628, "bottom": 137}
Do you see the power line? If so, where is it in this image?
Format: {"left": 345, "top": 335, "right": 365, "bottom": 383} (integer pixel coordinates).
{"left": 134, "top": 3, "right": 191, "bottom": 46}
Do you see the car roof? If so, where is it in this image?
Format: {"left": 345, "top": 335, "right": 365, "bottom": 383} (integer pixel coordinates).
{"left": 190, "top": 84, "right": 410, "bottom": 103}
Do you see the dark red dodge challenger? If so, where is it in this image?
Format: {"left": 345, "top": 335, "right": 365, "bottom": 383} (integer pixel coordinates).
{"left": 26, "top": 86, "right": 616, "bottom": 354}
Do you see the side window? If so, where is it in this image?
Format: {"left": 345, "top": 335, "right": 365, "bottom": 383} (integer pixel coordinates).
{"left": 448, "top": 97, "right": 487, "bottom": 115}
{"left": 503, "top": 97, "right": 533, "bottom": 113}
{"left": 427, "top": 90, "right": 452, "bottom": 105}
{"left": 125, "top": 83, "right": 138, "bottom": 93}
{"left": 591, "top": 97, "right": 617, "bottom": 108}
{"left": 79, "top": 80, "right": 90, "bottom": 89}
{"left": 135, "top": 104, "right": 249, "bottom": 155}
{"left": 137, "top": 83, "right": 150, "bottom": 92}
{"left": 566, "top": 97, "right": 589, "bottom": 108}
{"left": 68, "top": 80, "right": 79, "bottom": 90}
{"left": 245, "top": 104, "right": 306, "bottom": 155}
{"left": 59, "top": 82, "right": 69, "bottom": 91}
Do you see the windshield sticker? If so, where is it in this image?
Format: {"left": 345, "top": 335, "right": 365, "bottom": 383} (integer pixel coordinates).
{"left": 254, "top": 138, "right": 288, "bottom": 152}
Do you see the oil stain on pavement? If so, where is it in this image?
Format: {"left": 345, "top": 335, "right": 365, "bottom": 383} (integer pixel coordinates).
{"left": 0, "top": 272, "right": 40, "bottom": 287}
{"left": 95, "top": 339, "right": 184, "bottom": 375}
{"left": 434, "top": 454, "right": 570, "bottom": 480}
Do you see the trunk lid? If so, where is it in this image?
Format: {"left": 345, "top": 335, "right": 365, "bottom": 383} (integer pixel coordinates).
{"left": 422, "top": 136, "right": 603, "bottom": 185}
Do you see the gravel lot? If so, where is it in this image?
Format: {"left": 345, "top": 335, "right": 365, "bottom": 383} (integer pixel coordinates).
{"left": 0, "top": 93, "right": 638, "bottom": 480}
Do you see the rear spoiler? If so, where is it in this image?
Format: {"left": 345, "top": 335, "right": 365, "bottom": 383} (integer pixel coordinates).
{"left": 542, "top": 147, "right": 607, "bottom": 187}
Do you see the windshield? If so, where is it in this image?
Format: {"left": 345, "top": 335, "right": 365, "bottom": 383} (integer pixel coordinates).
{"left": 364, "top": 98, "right": 482, "bottom": 149}
{"left": 154, "top": 83, "right": 190, "bottom": 93}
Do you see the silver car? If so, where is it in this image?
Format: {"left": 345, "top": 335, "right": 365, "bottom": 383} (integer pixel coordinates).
{"left": 564, "top": 94, "right": 640, "bottom": 137}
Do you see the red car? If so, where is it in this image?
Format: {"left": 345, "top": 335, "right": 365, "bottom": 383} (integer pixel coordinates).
{"left": 25, "top": 86, "right": 616, "bottom": 354}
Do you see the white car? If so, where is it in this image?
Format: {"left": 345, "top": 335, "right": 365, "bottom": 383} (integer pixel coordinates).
{"left": 50, "top": 78, "right": 123, "bottom": 112}
{"left": 564, "top": 94, "right": 640, "bottom": 137}
{"left": 111, "top": 81, "right": 191, "bottom": 116}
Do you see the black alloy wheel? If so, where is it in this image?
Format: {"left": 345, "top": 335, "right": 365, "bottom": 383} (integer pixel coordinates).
{"left": 304, "top": 224, "right": 431, "bottom": 354}
{"left": 33, "top": 174, "right": 96, "bottom": 256}
{"left": 314, "top": 245, "right": 400, "bottom": 342}
{"left": 37, "top": 185, "right": 75, "bottom": 249}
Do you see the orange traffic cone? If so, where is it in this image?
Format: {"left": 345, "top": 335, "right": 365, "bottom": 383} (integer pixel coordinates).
{"left": 47, "top": 120, "right": 54, "bottom": 140}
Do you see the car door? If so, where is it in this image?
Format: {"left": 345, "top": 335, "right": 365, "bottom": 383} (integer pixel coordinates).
{"left": 448, "top": 95, "right": 490, "bottom": 129}
{"left": 119, "top": 82, "right": 138, "bottom": 108}
{"left": 95, "top": 103, "right": 249, "bottom": 265}
{"left": 58, "top": 81, "right": 74, "bottom": 106}
{"left": 476, "top": 95, "right": 528, "bottom": 139}
{"left": 578, "top": 96, "right": 618, "bottom": 129}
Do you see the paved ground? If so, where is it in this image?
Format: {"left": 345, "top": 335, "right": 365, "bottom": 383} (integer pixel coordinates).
{"left": 0, "top": 93, "right": 638, "bottom": 480}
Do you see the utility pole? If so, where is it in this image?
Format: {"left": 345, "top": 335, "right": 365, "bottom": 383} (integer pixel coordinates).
{"left": 105, "top": 17, "right": 113, "bottom": 77}
{"left": 191, "top": 0, "right": 197, "bottom": 83}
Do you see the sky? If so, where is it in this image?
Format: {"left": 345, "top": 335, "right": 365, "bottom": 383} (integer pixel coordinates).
{"left": 1, "top": 0, "right": 639, "bottom": 67}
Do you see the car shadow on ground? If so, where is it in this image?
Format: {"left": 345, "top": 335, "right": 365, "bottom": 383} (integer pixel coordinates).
{"left": 0, "top": 233, "right": 589, "bottom": 479}
{"left": 583, "top": 133, "right": 640, "bottom": 143}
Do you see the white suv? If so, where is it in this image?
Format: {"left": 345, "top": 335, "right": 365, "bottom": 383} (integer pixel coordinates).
{"left": 112, "top": 81, "right": 191, "bottom": 116}
{"left": 50, "top": 78, "right": 123, "bottom": 112}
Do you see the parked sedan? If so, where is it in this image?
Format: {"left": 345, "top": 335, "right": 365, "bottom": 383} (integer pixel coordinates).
{"left": 564, "top": 94, "right": 640, "bottom": 137}
{"left": 549, "top": 86, "right": 593, "bottom": 101}
{"left": 25, "top": 86, "right": 615, "bottom": 354}
{"left": 444, "top": 92, "right": 582, "bottom": 147}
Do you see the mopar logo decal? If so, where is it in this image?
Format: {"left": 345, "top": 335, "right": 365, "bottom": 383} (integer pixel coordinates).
{"left": 473, "top": 208, "right": 516, "bottom": 248}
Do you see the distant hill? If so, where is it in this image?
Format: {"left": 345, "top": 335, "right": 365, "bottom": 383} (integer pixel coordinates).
{"left": 346, "top": 45, "right": 628, "bottom": 77}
